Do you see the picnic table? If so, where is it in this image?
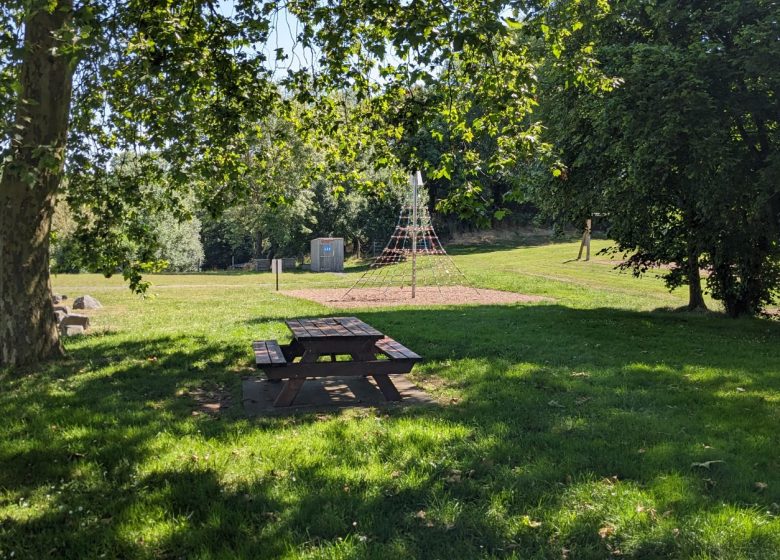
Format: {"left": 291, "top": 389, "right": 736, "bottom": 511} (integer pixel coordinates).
{"left": 252, "top": 317, "right": 421, "bottom": 407}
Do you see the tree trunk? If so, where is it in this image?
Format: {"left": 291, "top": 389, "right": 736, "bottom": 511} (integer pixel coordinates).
{"left": 254, "top": 230, "right": 263, "bottom": 259}
{"left": 686, "top": 243, "right": 707, "bottom": 311}
{"left": 0, "top": 2, "right": 74, "bottom": 366}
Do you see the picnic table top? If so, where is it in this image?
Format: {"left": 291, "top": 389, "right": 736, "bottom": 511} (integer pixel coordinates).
{"left": 285, "top": 316, "right": 383, "bottom": 340}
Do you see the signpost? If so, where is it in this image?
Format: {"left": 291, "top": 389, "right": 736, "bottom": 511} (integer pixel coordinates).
{"left": 271, "top": 258, "right": 282, "bottom": 291}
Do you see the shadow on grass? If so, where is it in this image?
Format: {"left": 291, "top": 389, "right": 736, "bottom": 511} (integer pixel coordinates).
{"left": 2, "top": 304, "right": 780, "bottom": 557}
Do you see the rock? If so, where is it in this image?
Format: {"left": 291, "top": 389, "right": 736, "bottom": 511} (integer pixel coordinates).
{"left": 53, "top": 305, "right": 70, "bottom": 315}
{"left": 52, "top": 294, "right": 67, "bottom": 304}
{"left": 73, "top": 295, "right": 102, "bottom": 310}
{"left": 62, "top": 325, "right": 85, "bottom": 337}
{"left": 60, "top": 314, "right": 90, "bottom": 330}
{"left": 54, "top": 310, "right": 67, "bottom": 324}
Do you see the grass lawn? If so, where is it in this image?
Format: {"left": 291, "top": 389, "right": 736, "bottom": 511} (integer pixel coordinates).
{"left": 2, "top": 240, "right": 779, "bottom": 559}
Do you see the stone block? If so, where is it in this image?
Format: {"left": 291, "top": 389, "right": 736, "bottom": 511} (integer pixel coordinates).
{"left": 60, "top": 314, "right": 90, "bottom": 329}
{"left": 73, "top": 295, "right": 102, "bottom": 309}
{"left": 62, "top": 325, "right": 85, "bottom": 336}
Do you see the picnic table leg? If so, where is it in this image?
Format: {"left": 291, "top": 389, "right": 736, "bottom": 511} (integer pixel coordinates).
{"left": 273, "top": 378, "right": 306, "bottom": 407}
{"left": 371, "top": 374, "right": 402, "bottom": 401}
{"left": 353, "top": 344, "right": 403, "bottom": 402}
{"left": 273, "top": 349, "right": 317, "bottom": 407}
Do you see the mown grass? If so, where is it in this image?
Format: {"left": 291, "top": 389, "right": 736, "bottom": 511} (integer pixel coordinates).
{"left": 2, "top": 240, "right": 779, "bottom": 559}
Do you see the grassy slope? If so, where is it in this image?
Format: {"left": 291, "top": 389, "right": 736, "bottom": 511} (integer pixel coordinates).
{"left": 1, "top": 240, "right": 779, "bottom": 559}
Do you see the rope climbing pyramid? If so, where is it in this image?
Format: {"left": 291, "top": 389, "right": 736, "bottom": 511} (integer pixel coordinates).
{"left": 343, "top": 171, "right": 474, "bottom": 300}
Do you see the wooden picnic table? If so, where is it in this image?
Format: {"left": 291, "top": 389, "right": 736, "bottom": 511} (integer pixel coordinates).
{"left": 252, "top": 316, "right": 421, "bottom": 407}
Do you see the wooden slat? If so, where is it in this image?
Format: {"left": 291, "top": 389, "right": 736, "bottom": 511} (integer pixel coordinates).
{"left": 295, "top": 319, "right": 318, "bottom": 337}
{"left": 314, "top": 320, "right": 339, "bottom": 337}
{"left": 338, "top": 317, "right": 367, "bottom": 336}
{"left": 286, "top": 317, "right": 383, "bottom": 340}
{"left": 299, "top": 319, "right": 329, "bottom": 338}
{"left": 375, "top": 337, "right": 421, "bottom": 360}
{"left": 285, "top": 320, "right": 308, "bottom": 339}
{"left": 252, "top": 340, "right": 287, "bottom": 367}
{"left": 335, "top": 316, "right": 382, "bottom": 337}
{"left": 348, "top": 317, "right": 376, "bottom": 336}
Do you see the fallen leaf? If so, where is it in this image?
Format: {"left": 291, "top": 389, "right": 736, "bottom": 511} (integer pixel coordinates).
{"left": 755, "top": 482, "right": 768, "bottom": 491}
{"left": 415, "top": 510, "right": 427, "bottom": 519}
{"left": 736, "top": 387, "right": 746, "bottom": 392}
{"left": 570, "top": 371, "right": 590, "bottom": 378}
{"left": 598, "top": 525, "right": 615, "bottom": 538}
{"left": 548, "top": 400, "right": 565, "bottom": 408}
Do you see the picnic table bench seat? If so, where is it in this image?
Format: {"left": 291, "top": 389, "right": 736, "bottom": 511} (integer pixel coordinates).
{"left": 252, "top": 340, "right": 287, "bottom": 367}
{"left": 375, "top": 336, "right": 421, "bottom": 361}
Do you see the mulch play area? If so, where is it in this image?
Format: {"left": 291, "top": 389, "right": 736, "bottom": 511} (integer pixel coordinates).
{"left": 282, "top": 285, "right": 549, "bottom": 308}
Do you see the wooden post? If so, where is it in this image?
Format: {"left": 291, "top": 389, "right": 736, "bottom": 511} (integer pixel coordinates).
{"left": 577, "top": 218, "right": 592, "bottom": 261}
{"left": 272, "top": 258, "right": 282, "bottom": 291}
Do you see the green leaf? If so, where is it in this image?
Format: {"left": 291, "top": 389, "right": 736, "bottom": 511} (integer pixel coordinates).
{"left": 505, "top": 17, "right": 524, "bottom": 30}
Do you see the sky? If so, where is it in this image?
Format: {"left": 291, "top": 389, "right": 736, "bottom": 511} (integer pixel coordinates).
{"left": 217, "top": 1, "right": 315, "bottom": 77}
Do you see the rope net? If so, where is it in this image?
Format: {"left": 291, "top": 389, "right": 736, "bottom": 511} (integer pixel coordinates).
{"left": 343, "top": 172, "right": 474, "bottom": 300}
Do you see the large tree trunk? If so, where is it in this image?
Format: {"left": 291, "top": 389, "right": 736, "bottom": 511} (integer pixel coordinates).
{"left": 0, "top": 2, "right": 74, "bottom": 366}
{"left": 686, "top": 243, "right": 707, "bottom": 311}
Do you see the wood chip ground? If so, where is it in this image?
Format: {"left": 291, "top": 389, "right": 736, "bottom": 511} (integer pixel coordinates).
{"left": 281, "top": 286, "right": 550, "bottom": 308}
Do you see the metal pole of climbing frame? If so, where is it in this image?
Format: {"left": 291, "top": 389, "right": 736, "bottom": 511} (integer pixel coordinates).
{"left": 411, "top": 172, "right": 418, "bottom": 298}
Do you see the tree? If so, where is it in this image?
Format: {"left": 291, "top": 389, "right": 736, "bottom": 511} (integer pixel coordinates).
{"left": 1, "top": 0, "right": 282, "bottom": 365}
{"left": 1, "top": 3, "right": 74, "bottom": 364}
{"left": 153, "top": 213, "right": 204, "bottom": 272}
{"left": 529, "top": 0, "right": 780, "bottom": 315}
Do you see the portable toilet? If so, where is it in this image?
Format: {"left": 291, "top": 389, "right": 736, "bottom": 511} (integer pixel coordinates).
{"left": 310, "top": 238, "right": 344, "bottom": 272}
